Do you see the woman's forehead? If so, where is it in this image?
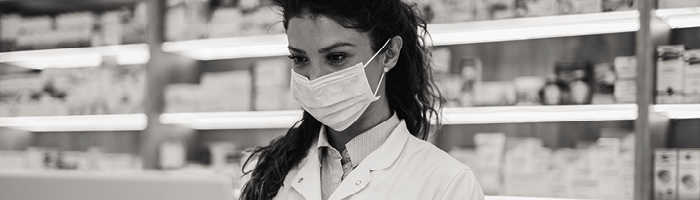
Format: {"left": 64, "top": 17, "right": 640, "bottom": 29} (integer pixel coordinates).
{"left": 287, "top": 16, "right": 371, "bottom": 52}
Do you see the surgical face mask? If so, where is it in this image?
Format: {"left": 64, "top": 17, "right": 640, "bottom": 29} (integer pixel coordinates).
{"left": 290, "top": 39, "right": 392, "bottom": 131}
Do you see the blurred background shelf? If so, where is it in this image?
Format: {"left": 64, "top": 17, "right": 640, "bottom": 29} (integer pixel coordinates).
{"left": 656, "top": 7, "right": 700, "bottom": 28}
{"left": 162, "top": 11, "right": 640, "bottom": 61}
{"left": 160, "top": 110, "right": 302, "bottom": 130}
{"left": 0, "top": 0, "right": 142, "bottom": 15}
{"left": 443, "top": 104, "right": 638, "bottom": 124}
{"left": 0, "top": 44, "right": 150, "bottom": 69}
{"left": 160, "top": 104, "right": 638, "bottom": 130}
{"left": 0, "top": 114, "right": 147, "bottom": 132}
{"left": 654, "top": 104, "right": 700, "bottom": 119}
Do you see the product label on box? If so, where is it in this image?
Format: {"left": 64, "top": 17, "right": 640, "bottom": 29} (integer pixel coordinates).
{"left": 615, "top": 79, "right": 636, "bottom": 103}
{"left": 657, "top": 57, "right": 684, "bottom": 104}
{"left": 659, "top": 0, "right": 700, "bottom": 8}
{"left": 655, "top": 149, "right": 678, "bottom": 200}
{"left": 685, "top": 50, "right": 700, "bottom": 103}
{"left": 475, "top": 133, "right": 507, "bottom": 195}
{"left": 615, "top": 56, "right": 637, "bottom": 79}
{"left": 685, "top": 62, "right": 700, "bottom": 103}
{"left": 678, "top": 150, "right": 700, "bottom": 200}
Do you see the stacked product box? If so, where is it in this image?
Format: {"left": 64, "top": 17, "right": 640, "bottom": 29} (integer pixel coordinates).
{"left": 165, "top": 70, "right": 252, "bottom": 113}
{"left": 159, "top": 0, "right": 643, "bottom": 40}
{"left": 656, "top": 45, "right": 700, "bottom": 104}
{"left": 684, "top": 50, "right": 700, "bottom": 103}
{"left": 252, "top": 58, "right": 299, "bottom": 111}
{"left": 614, "top": 56, "right": 637, "bottom": 103}
{"left": 657, "top": 45, "right": 686, "bottom": 104}
{"left": 0, "top": 147, "right": 142, "bottom": 171}
{"left": 448, "top": 131, "right": 635, "bottom": 198}
{"left": 474, "top": 133, "right": 506, "bottom": 195}
{"left": 0, "top": 3, "right": 147, "bottom": 52}
{"left": 0, "top": 65, "right": 146, "bottom": 117}
{"left": 165, "top": 0, "right": 283, "bottom": 41}
{"left": 658, "top": 0, "right": 700, "bottom": 9}
{"left": 654, "top": 148, "right": 700, "bottom": 200}
{"left": 678, "top": 149, "right": 700, "bottom": 200}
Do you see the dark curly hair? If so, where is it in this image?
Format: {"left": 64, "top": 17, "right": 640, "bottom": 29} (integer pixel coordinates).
{"left": 240, "top": 0, "right": 444, "bottom": 199}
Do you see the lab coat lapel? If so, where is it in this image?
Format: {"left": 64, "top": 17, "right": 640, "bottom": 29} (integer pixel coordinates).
{"left": 328, "top": 121, "right": 410, "bottom": 200}
{"left": 291, "top": 146, "right": 322, "bottom": 200}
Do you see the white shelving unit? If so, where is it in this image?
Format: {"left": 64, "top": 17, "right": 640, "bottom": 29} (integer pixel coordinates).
{"left": 656, "top": 7, "right": 700, "bottom": 28}
{"left": 653, "top": 104, "right": 700, "bottom": 119}
{"left": 0, "top": 114, "right": 147, "bottom": 132}
{"left": 0, "top": 44, "right": 150, "bottom": 69}
{"left": 160, "top": 104, "right": 639, "bottom": 130}
{"left": 162, "top": 11, "right": 640, "bottom": 61}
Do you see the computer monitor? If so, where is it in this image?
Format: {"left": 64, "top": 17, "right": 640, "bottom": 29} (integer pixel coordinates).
{"left": 0, "top": 170, "right": 234, "bottom": 200}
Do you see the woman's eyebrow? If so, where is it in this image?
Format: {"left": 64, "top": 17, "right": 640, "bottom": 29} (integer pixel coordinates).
{"left": 318, "top": 42, "right": 354, "bottom": 53}
{"left": 288, "top": 46, "right": 306, "bottom": 54}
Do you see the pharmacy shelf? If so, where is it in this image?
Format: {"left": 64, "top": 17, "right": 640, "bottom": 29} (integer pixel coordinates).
{"left": 653, "top": 104, "right": 700, "bottom": 119}
{"left": 159, "top": 110, "right": 303, "bottom": 130}
{"left": 159, "top": 104, "right": 638, "bottom": 130}
{"left": 484, "top": 196, "right": 597, "bottom": 200}
{"left": 0, "top": 0, "right": 141, "bottom": 15}
{"left": 656, "top": 7, "right": 700, "bottom": 29}
{"left": 0, "top": 44, "right": 150, "bottom": 69}
{"left": 161, "top": 11, "right": 640, "bottom": 61}
{"left": 0, "top": 114, "right": 147, "bottom": 132}
{"left": 442, "top": 104, "right": 637, "bottom": 124}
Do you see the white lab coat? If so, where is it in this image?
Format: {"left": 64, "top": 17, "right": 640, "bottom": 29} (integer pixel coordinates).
{"left": 271, "top": 120, "right": 485, "bottom": 200}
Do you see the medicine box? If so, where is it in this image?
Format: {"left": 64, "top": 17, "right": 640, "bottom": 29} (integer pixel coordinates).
{"left": 684, "top": 50, "right": 700, "bottom": 103}
{"left": 655, "top": 149, "right": 678, "bottom": 200}
{"left": 656, "top": 45, "right": 685, "bottom": 104}
{"left": 614, "top": 56, "right": 637, "bottom": 79}
{"left": 678, "top": 149, "right": 700, "bottom": 200}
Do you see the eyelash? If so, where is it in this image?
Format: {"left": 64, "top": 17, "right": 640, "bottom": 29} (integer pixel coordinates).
{"left": 326, "top": 53, "right": 347, "bottom": 64}
{"left": 287, "top": 55, "right": 308, "bottom": 66}
{"left": 287, "top": 53, "right": 349, "bottom": 67}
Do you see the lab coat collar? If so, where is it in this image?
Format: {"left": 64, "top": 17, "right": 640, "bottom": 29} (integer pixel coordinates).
{"left": 291, "top": 143, "right": 322, "bottom": 200}
{"left": 362, "top": 120, "right": 409, "bottom": 171}
{"left": 291, "top": 120, "right": 410, "bottom": 199}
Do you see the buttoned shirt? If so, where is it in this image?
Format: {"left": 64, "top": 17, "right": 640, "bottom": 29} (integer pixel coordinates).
{"left": 316, "top": 113, "right": 400, "bottom": 200}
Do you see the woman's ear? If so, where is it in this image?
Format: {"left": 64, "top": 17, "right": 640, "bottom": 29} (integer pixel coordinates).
{"left": 382, "top": 36, "right": 403, "bottom": 71}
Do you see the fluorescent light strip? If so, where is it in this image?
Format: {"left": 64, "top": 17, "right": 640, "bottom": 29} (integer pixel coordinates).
{"left": 653, "top": 104, "right": 700, "bottom": 119}
{"left": 162, "top": 11, "right": 639, "bottom": 60}
{"left": 160, "top": 105, "right": 637, "bottom": 130}
{"left": 0, "top": 114, "right": 147, "bottom": 132}
{"left": 0, "top": 44, "right": 150, "bottom": 69}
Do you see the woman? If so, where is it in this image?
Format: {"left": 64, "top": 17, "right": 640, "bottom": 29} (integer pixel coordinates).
{"left": 241, "top": 0, "right": 484, "bottom": 199}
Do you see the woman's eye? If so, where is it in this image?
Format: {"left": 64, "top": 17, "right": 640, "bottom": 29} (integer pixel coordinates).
{"left": 326, "top": 53, "right": 347, "bottom": 63}
{"left": 287, "top": 55, "right": 308, "bottom": 65}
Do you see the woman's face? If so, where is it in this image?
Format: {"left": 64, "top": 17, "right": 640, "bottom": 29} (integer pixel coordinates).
{"left": 286, "top": 16, "right": 385, "bottom": 93}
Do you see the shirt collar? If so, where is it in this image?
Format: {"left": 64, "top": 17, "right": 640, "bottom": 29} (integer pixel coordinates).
{"left": 345, "top": 113, "right": 399, "bottom": 168}
{"left": 316, "top": 113, "right": 400, "bottom": 168}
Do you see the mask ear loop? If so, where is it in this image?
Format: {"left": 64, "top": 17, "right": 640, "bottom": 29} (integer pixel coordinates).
{"left": 373, "top": 67, "right": 389, "bottom": 97}
{"left": 369, "top": 38, "right": 393, "bottom": 97}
